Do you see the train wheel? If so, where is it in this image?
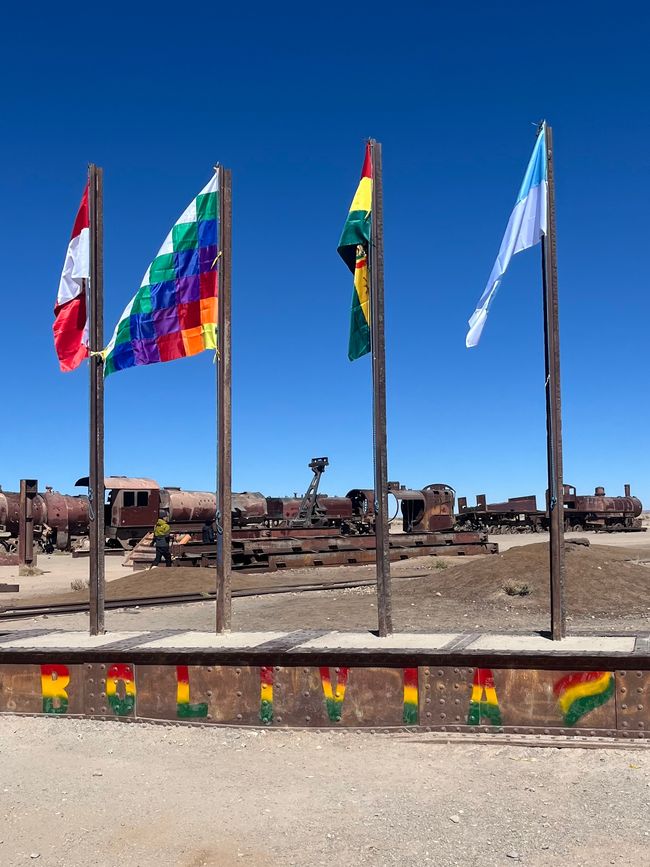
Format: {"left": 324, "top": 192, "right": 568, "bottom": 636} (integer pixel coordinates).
{"left": 572, "top": 524, "right": 583, "bottom": 532}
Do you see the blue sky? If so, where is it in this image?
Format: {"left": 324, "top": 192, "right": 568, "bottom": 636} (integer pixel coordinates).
{"left": 1, "top": 1, "right": 647, "bottom": 509}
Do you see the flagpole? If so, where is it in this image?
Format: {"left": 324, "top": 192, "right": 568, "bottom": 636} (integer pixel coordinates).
{"left": 216, "top": 166, "right": 233, "bottom": 633}
{"left": 88, "top": 164, "right": 105, "bottom": 636}
{"left": 368, "top": 139, "right": 392, "bottom": 637}
{"left": 540, "top": 123, "right": 566, "bottom": 640}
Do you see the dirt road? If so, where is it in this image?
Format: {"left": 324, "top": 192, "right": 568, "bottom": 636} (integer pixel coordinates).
{"left": 1, "top": 717, "right": 648, "bottom": 866}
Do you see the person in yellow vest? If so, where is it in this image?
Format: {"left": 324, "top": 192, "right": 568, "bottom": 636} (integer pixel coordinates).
{"left": 152, "top": 517, "right": 172, "bottom": 568}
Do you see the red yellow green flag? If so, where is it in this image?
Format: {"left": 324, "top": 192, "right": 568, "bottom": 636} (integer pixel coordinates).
{"left": 337, "top": 144, "right": 372, "bottom": 360}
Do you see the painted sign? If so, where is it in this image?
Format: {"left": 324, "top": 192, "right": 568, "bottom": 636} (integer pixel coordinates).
{"left": 0, "top": 663, "right": 645, "bottom": 736}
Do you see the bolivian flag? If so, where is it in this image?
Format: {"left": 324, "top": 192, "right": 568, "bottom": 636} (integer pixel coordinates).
{"left": 338, "top": 143, "right": 372, "bottom": 360}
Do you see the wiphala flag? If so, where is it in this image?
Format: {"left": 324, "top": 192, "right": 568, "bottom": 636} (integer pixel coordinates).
{"left": 104, "top": 171, "right": 219, "bottom": 375}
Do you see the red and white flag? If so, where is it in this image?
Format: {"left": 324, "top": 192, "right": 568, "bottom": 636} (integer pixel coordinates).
{"left": 53, "top": 184, "right": 90, "bottom": 371}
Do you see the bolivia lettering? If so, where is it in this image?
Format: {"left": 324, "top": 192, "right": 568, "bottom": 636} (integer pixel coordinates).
{"left": 467, "top": 668, "right": 502, "bottom": 726}
{"left": 554, "top": 671, "right": 615, "bottom": 726}
{"left": 29, "top": 663, "right": 626, "bottom": 730}
{"left": 176, "top": 665, "right": 208, "bottom": 719}
{"left": 40, "top": 664, "right": 70, "bottom": 715}
{"left": 106, "top": 664, "right": 136, "bottom": 716}
{"left": 319, "top": 667, "right": 349, "bottom": 721}
{"left": 260, "top": 666, "right": 274, "bottom": 724}
{"left": 402, "top": 668, "right": 419, "bottom": 725}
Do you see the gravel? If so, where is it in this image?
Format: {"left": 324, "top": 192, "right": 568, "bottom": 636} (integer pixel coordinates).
{"left": 1, "top": 716, "right": 648, "bottom": 866}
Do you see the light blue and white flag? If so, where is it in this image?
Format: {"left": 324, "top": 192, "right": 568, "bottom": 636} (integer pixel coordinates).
{"left": 466, "top": 125, "right": 548, "bottom": 348}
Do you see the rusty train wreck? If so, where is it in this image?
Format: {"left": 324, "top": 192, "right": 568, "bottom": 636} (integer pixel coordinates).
{"left": 0, "top": 487, "right": 89, "bottom": 554}
{"left": 456, "top": 484, "right": 644, "bottom": 533}
{"left": 1, "top": 465, "right": 643, "bottom": 565}
{"left": 0, "top": 460, "right": 497, "bottom": 566}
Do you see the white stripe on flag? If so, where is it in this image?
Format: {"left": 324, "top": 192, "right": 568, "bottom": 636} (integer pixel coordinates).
{"left": 466, "top": 180, "right": 547, "bottom": 348}
{"left": 56, "top": 227, "right": 90, "bottom": 306}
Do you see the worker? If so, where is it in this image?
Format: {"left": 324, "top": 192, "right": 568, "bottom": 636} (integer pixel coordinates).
{"left": 202, "top": 518, "right": 215, "bottom": 544}
{"left": 151, "top": 517, "right": 172, "bottom": 568}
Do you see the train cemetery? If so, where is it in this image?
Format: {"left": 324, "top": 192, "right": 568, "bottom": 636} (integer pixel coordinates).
{"left": 1, "top": 134, "right": 649, "bottom": 754}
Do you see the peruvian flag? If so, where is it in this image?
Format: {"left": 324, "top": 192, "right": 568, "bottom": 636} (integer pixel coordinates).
{"left": 53, "top": 184, "right": 90, "bottom": 371}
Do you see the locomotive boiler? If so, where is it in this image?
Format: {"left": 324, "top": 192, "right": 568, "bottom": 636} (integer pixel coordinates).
{"left": 0, "top": 486, "right": 89, "bottom": 553}
{"left": 456, "top": 484, "right": 644, "bottom": 533}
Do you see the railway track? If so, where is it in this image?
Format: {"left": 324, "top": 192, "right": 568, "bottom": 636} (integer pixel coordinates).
{"left": 0, "top": 575, "right": 382, "bottom": 621}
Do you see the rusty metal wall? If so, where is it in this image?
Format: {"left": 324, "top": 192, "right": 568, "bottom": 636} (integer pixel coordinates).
{"left": 0, "top": 662, "right": 647, "bottom": 737}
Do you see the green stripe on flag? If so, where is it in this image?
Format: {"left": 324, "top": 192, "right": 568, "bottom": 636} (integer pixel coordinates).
{"left": 349, "top": 292, "right": 370, "bottom": 361}
{"left": 338, "top": 210, "right": 371, "bottom": 270}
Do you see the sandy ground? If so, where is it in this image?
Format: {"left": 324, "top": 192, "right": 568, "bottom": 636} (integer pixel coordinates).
{"left": 2, "top": 529, "right": 649, "bottom": 634}
{"left": 2, "top": 529, "right": 649, "bottom": 598}
{"left": 0, "top": 716, "right": 648, "bottom": 867}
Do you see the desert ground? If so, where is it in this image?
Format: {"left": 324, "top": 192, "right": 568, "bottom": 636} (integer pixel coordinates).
{"left": 1, "top": 526, "right": 649, "bottom": 867}
{"left": 0, "top": 717, "right": 648, "bottom": 867}
{"left": 1, "top": 527, "right": 649, "bottom": 634}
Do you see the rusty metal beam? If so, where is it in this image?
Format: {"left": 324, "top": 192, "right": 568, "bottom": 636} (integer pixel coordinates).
{"left": 88, "top": 164, "right": 105, "bottom": 637}
{"left": 541, "top": 124, "right": 566, "bottom": 640}
{"left": 18, "top": 479, "right": 37, "bottom": 573}
{"left": 369, "top": 139, "right": 392, "bottom": 637}
{"left": 216, "top": 167, "right": 233, "bottom": 633}
{"left": 0, "top": 655, "right": 646, "bottom": 740}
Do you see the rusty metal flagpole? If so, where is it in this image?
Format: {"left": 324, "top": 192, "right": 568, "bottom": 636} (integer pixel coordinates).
{"left": 216, "top": 166, "right": 233, "bottom": 633}
{"left": 88, "top": 164, "right": 105, "bottom": 636}
{"left": 540, "top": 123, "right": 566, "bottom": 640}
{"left": 368, "top": 139, "right": 392, "bottom": 637}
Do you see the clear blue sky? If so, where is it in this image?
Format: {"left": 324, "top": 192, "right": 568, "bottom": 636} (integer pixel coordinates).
{"left": 1, "top": 1, "right": 648, "bottom": 509}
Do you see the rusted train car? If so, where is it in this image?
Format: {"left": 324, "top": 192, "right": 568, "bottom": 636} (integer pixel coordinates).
{"left": 104, "top": 480, "right": 458, "bottom": 547}
{"left": 456, "top": 484, "right": 643, "bottom": 533}
{"left": 0, "top": 487, "right": 89, "bottom": 553}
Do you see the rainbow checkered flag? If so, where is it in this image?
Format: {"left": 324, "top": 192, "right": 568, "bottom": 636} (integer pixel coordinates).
{"left": 104, "top": 171, "right": 219, "bottom": 375}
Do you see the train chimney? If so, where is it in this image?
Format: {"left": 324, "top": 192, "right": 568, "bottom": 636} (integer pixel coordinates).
{"left": 595, "top": 486, "right": 605, "bottom": 496}
{"left": 477, "top": 494, "right": 487, "bottom": 509}
{"left": 624, "top": 483, "right": 631, "bottom": 497}
{"left": 458, "top": 496, "right": 467, "bottom": 511}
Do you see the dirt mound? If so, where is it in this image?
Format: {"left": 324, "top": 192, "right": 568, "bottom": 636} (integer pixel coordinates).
{"left": 0, "top": 565, "right": 379, "bottom": 610}
{"left": 403, "top": 542, "right": 650, "bottom": 616}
